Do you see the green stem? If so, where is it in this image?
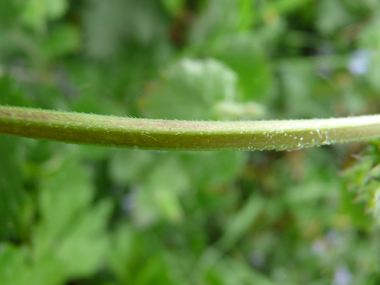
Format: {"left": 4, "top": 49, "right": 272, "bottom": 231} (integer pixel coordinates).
{"left": 0, "top": 105, "right": 379, "bottom": 151}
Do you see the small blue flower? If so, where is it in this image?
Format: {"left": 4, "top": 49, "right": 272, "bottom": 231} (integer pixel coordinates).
{"left": 333, "top": 265, "right": 352, "bottom": 285}
{"left": 348, "top": 50, "right": 370, "bottom": 75}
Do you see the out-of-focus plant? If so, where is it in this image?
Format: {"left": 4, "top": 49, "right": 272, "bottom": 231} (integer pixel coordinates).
{"left": 2, "top": 1, "right": 380, "bottom": 285}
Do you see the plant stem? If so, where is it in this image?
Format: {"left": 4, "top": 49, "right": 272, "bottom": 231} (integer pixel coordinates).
{"left": 0, "top": 105, "right": 380, "bottom": 151}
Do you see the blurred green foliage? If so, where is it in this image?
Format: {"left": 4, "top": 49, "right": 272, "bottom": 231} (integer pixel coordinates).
{"left": 1, "top": 0, "right": 380, "bottom": 284}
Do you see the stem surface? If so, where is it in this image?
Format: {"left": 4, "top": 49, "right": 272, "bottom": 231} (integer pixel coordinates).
{"left": 0, "top": 106, "right": 380, "bottom": 151}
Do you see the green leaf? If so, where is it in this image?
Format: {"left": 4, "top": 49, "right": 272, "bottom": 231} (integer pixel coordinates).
{"left": 210, "top": 33, "right": 272, "bottom": 102}
{"left": 0, "top": 137, "right": 28, "bottom": 241}
{"left": 140, "top": 58, "right": 238, "bottom": 120}
{"left": 83, "top": 0, "right": 168, "bottom": 58}
{"left": 38, "top": 24, "right": 81, "bottom": 61}
{"left": 238, "top": 0, "right": 256, "bottom": 30}
{"left": 108, "top": 225, "right": 183, "bottom": 284}
{"left": 55, "top": 199, "right": 112, "bottom": 277}
{"left": 340, "top": 144, "right": 380, "bottom": 228}
{"left": 358, "top": 14, "right": 380, "bottom": 91}
{"left": 133, "top": 155, "right": 189, "bottom": 226}
{"left": 316, "top": 0, "right": 353, "bottom": 35}
{"left": 109, "top": 149, "right": 155, "bottom": 186}
{"left": 161, "top": 0, "right": 184, "bottom": 16}
{"left": 189, "top": 0, "right": 241, "bottom": 47}
{"left": 33, "top": 155, "right": 112, "bottom": 279}
{"left": 212, "top": 100, "right": 266, "bottom": 120}
{"left": 218, "top": 193, "right": 265, "bottom": 250}
{"left": 279, "top": 61, "right": 333, "bottom": 118}
{"left": 0, "top": 1, "right": 24, "bottom": 27}
{"left": 180, "top": 151, "right": 247, "bottom": 187}
{"left": 37, "top": 158, "right": 94, "bottom": 239}
{"left": 0, "top": 75, "right": 32, "bottom": 107}
{"left": 22, "top": 0, "right": 69, "bottom": 31}
{"left": 0, "top": 244, "right": 29, "bottom": 285}
{"left": 207, "top": 256, "right": 283, "bottom": 285}
{"left": 267, "top": 0, "right": 314, "bottom": 16}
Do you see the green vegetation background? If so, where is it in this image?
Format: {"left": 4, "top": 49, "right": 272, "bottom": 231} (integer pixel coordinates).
{"left": 1, "top": 0, "right": 380, "bottom": 284}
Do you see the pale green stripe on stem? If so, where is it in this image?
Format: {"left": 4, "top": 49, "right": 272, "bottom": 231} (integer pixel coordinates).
{"left": 0, "top": 105, "right": 380, "bottom": 151}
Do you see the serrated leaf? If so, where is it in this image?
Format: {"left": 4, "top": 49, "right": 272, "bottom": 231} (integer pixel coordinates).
{"left": 55, "top": 199, "right": 112, "bottom": 277}
{"left": 343, "top": 145, "right": 380, "bottom": 226}
{"left": 33, "top": 155, "right": 112, "bottom": 279}
{"left": 37, "top": 158, "right": 94, "bottom": 239}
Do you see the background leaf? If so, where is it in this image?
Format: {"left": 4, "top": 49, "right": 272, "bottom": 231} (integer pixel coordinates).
{"left": 1, "top": 1, "right": 380, "bottom": 284}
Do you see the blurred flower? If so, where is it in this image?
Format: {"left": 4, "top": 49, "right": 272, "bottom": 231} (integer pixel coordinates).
{"left": 348, "top": 50, "right": 370, "bottom": 75}
{"left": 326, "top": 230, "right": 341, "bottom": 246}
{"left": 311, "top": 238, "right": 327, "bottom": 256}
{"left": 311, "top": 230, "right": 342, "bottom": 256}
{"left": 333, "top": 265, "right": 352, "bottom": 285}
{"left": 248, "top": 251, "right": 265, "bottom": 268}
{"left": 122, "top": 192, "right": 134, "bottom": 213}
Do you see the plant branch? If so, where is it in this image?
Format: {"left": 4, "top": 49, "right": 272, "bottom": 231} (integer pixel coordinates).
{"left": 0, "top": 105, "right": 380, "bottom": 151}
